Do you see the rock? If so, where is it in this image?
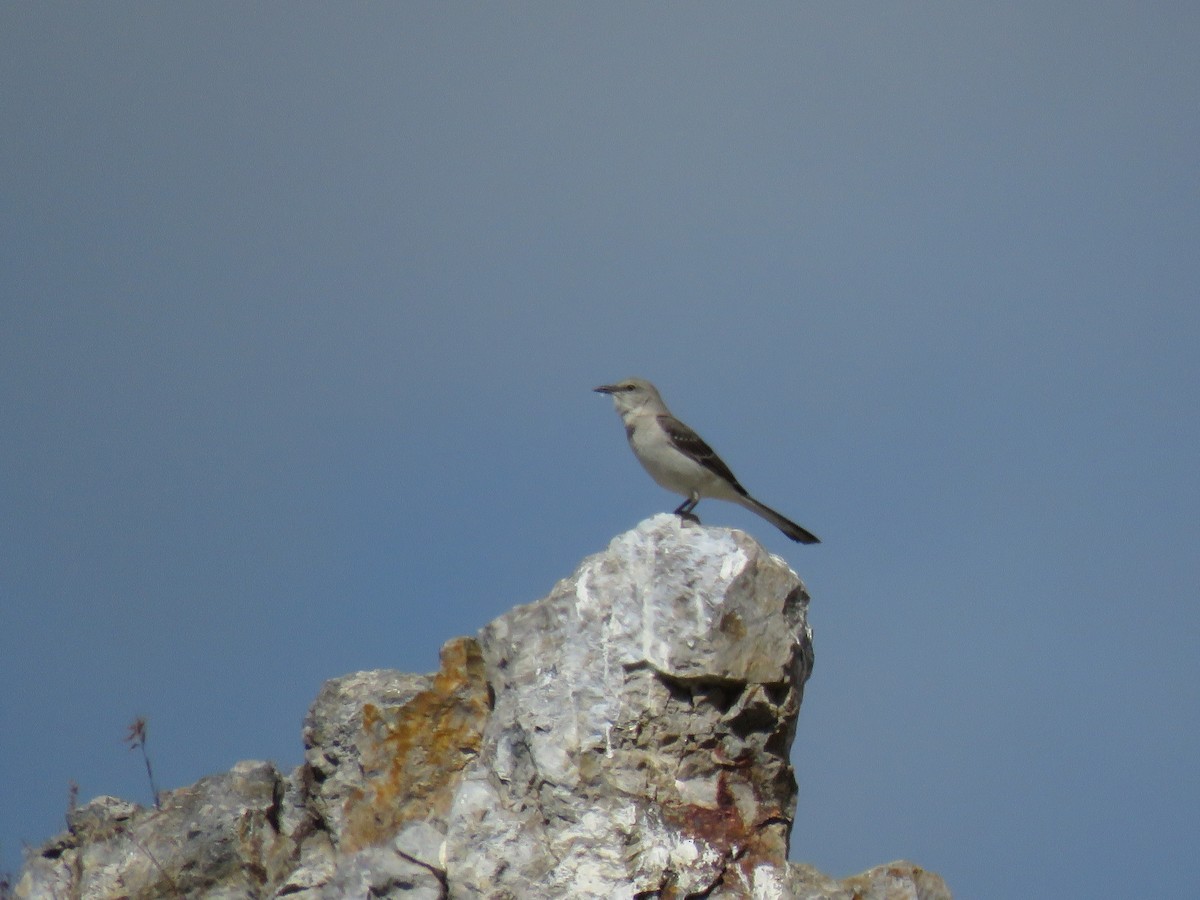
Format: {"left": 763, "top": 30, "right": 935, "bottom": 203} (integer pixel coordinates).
{"left": 444, "top": 514, "right": 813, "bottom": 898}
{"left": 306, "top": 845, "right": 445, "bottom": 900}
{"left": 17, "top": 760, "right": 293, "bottom": 899}
{"left": 13, "top": 515, "right": 952, "bottom": 899}
{"left": 283, "top": 639, "right": 488, "bottom": 897}
{"left": 787, "top": 860, "right": 953, "bottom": 899}
{"left": 299, "top": 644, "right": 488, "bottom": 858}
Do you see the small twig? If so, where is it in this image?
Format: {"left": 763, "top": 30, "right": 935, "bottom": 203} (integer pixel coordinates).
{"left": 124, "top": 717, "right": 161, "bottom": 810}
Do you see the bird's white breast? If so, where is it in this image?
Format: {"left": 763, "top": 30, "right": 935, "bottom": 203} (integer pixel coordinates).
{"left": 626, "top": 414, "right": 723, "bottom": 497}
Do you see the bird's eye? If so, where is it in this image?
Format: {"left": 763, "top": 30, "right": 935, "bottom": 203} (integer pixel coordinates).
{"left": 623, "top": 383, "right": 635, "bottom": 391}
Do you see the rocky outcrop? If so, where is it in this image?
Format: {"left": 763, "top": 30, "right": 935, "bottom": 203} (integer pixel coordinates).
{"left": 15, "top": 515, "right": 951, "bottom": 899}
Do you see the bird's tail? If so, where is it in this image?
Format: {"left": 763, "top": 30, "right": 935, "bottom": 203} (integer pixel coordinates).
{"left": 737, "top": 495, "right": 820, "bottom": 544}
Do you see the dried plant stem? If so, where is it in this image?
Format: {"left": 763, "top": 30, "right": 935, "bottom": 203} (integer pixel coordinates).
{"left": 125, "top": 717, "right": 161, "bottom": 810}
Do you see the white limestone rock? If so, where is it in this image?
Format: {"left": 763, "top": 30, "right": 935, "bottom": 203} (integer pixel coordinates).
{"left": 445, "top": 514, "right": 814, "bottom": 898}
{"left": 13, "top": 516, "right": 953, "bottom": 900}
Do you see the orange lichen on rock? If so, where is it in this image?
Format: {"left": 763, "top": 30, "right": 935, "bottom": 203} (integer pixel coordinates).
{"left": 342, "top": 636, "right": 490, "bottom": 852}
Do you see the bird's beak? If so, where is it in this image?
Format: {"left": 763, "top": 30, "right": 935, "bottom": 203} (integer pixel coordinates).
{"left": 594, "top": 384, "right": 617, "bottom": 394}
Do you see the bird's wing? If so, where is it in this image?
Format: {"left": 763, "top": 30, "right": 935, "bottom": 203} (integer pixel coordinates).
{"left": 658, "top": 414, "right": 748, "bottom": 495}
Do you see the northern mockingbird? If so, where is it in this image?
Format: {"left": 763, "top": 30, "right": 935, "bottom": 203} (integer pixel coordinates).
{"left": 595, "top": 378, "right": 820, "bottom": 544}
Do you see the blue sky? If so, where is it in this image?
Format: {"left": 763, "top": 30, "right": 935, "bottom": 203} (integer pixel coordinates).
{"left": 2, "top": 4, "right": 1198, "bottom": 896}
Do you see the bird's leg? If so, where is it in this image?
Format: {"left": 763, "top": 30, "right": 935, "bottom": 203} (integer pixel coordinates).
{"left": 673, "top": 495, "right": 702, "bottom": 525}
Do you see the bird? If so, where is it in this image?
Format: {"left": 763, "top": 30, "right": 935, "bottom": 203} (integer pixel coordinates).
{"left": 594, "top": 377, "right": 819, "bottom": 544}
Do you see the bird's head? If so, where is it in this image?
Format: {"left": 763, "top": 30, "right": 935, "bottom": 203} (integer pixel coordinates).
{"left": 594, "top": 377, "right": 666, "bottom": 417}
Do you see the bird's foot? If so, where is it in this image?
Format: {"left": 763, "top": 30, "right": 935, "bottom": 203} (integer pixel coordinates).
{"left": 676, "top": 511, "right": 702, "bottom": 525}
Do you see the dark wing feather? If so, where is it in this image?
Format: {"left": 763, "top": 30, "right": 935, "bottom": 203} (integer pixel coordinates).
{"left": 658, "top": 415, "right": 748, "bottom": 496}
